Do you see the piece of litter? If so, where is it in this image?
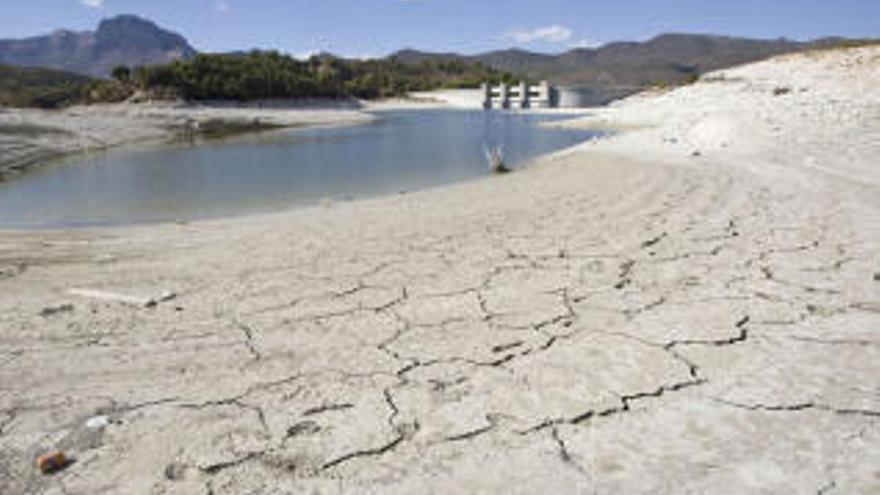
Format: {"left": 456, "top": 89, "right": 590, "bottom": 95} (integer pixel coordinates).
{"left": 36, "top": 451, "right": 69, "bottom": 474}
{"left": 85, "top": 415, "right": 110, "bottom": 430}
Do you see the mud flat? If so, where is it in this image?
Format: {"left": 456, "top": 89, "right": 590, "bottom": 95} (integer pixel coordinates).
{"left": 1, "top": 46, "right": 878, "bottom": 494}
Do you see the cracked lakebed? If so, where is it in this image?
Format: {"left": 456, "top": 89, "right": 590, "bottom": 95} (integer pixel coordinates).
{"left": 1, "top": 47, "right": 879, "bottom": 494}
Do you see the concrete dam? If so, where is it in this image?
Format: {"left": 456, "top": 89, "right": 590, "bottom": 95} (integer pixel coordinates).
{"left": 413, "top": 83, "right": 634, "bottom": 109}
{"left": 481, "top": 81, "right": 555, "bottom": 109}
{"left": 481, "top": 82, "right": 633, "bottom": 109}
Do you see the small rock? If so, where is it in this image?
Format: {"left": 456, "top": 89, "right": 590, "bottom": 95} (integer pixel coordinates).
{"left": 874, "top": 272, "right": 880, "bottom": 282}
{"left": 773, "top": 86, "right": 792, "bottom": 96}
{"left": 287, "top": 420, "right": 320, "bottom": 437}
{"left": 40, "top": 304, "right": 74, "bottom": 317}
{"left": 163, "top": 462, "right": 200, "bottom": 481}
{"left": 690, "top": 150, "right": 702, "bottom": 157}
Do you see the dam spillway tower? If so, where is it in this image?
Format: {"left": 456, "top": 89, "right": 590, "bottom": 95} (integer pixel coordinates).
{"left": 482, "top": 81, "right": 555, "bottom": 109}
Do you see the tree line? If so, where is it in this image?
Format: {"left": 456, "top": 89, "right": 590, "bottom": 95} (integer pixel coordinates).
{"left": 127, "top": 51, "right": 517, "bottom": 100}
{"left": 1, "top": 51, "right": 518, "bottom": 108}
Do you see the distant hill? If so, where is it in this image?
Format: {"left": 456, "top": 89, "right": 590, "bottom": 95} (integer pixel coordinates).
{"left": 392, "top": 34, "right": 874, "bottom": 102}
{"left": 0, "top": 15, "right": 196, "bottom": 78}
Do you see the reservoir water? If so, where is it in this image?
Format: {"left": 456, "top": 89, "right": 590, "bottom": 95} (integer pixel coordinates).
{"left": 0, "top": 110, "right": 596, "bottom": 228}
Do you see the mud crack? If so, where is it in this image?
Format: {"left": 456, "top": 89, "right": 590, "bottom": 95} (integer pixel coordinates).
{"left": 714, "top": 398, "right": 880, "bottom": 418}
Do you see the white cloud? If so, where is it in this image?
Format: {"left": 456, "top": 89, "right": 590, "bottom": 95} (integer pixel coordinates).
{"left": 81, "top": 0, "right": 105, "bottom": 8}
{"left": 505, "top": 25, "right": 573, "bottom": 44}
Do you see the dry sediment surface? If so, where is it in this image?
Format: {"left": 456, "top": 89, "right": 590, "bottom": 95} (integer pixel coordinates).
{"left": 0, "top": 47, "right": 879, "bottom": 494}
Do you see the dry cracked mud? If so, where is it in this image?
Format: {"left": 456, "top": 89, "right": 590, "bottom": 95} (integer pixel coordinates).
{"left": 1, "top": 46, "right": 879, "bottom": 494}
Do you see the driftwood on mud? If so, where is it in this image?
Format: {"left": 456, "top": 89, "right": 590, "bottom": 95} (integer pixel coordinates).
{"left": 485, "top": 146, "right": 510, "bottom": 174}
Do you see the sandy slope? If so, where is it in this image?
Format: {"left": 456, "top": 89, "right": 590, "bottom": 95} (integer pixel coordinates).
{"left": 0, "top": 47, "right": 878, "bottom": 494}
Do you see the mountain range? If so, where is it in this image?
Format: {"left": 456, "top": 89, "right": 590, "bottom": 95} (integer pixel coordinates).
{"left": 392, "top": 35, "right": 868, "bottom": 104}
{"left": 0, "top": 15, "right": 195, "bottom": 78}
{"left": 0, "top": 15, "right": 872, "bottom": 96}
{"left": 391, "top": 34, "right": 858, "bottom": 88}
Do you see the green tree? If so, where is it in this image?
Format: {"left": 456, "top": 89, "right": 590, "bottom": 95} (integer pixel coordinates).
{"left": 111, "top": 65, "right": 131, "bottom": 83}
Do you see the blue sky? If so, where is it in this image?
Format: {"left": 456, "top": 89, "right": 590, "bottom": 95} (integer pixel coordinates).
{"left": 3, "top": 0, "right": 878, "bottom": 57}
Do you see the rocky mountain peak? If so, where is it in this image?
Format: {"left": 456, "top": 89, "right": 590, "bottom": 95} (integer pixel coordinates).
{"left": 0, "top": 14, "right": 196, "bottom": 77}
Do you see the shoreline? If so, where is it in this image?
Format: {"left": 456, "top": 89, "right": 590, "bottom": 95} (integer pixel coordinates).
{"left": 0, "top": 100, "right": 378, "bottom": 184}
{"left": 0, "top": 102, "right": 595, "bottom": 232}
{"left": 1, "top": 46, "right": 878, "bottom": 494}
{"left": 0, "top": 96, "right": 590, "bottom": 187}
{"left": 0, "top": 141, "right": 607, "bottom": 236}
